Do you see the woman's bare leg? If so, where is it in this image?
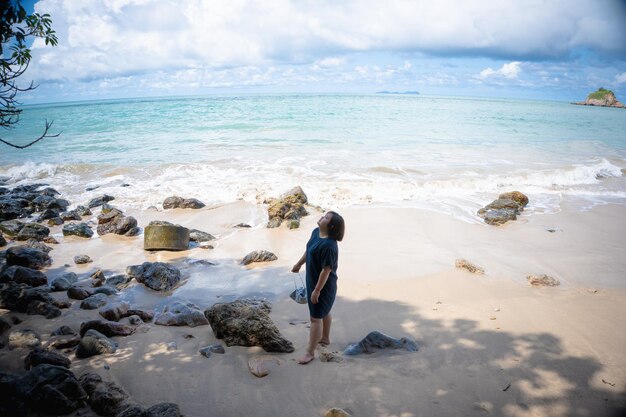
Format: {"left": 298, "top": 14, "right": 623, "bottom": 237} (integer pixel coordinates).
{"left": 319, "top": 314, "right": 332, "bottom": 346}
{"left": 298, "top": 317, "right": 321, "bottom": 364}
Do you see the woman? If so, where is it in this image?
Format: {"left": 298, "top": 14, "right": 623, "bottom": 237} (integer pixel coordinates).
{"left": 291, "top": 211, "right": 345, "bottom": 365}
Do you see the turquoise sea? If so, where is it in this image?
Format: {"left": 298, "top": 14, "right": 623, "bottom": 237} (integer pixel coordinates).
{"left": 1, "top": 94, "right": 625, "bottom": 221}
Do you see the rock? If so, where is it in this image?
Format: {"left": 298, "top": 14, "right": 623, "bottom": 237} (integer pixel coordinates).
{"left": 47, "top": 216, "right": 64, "bottom": 226}
{"left": 0, "top": 282, "right": 55, "bottom": 312}
{"left": 0, "top": 219, "right": 24, "bottom": 236}
{"left": 6, "top": 246, "right": 52, "bottom": 269}
{"left": 52, "top": 325, "right": 77, "bottom": 336}
{"left": 60, "top": 210, "right": 82, "bottom": 221}
{"left": 88, "top": 195, "right": 115, "bottom": 208}
{"left": 234, "top": 223, "right": 251, "bottom": 228}
{"left": 27, "top": 300, "right": 62, "bottom": 318}
{"left": 126, "top": 309, "right": 154, "bottom": 322}
{"left": 127, "top": 315, "right": 143, "bottom": 325}
{"left": 454, "top": 259, "right": 485, "bottom": 274}
{"left": 74, "top": 254, "right": 93, "bottom": 264}
{"left": 319, "top": 349, "right": 343, "bottom": 363}
{"left": 144, "top": 221, "right": 190, "bottom": 251}
{"left": 204, "top": 299, "right": 294, "bottom": 353}
{"left": 94, "top": 286, "right": 118, "bottom": 296}
{"left": 248, "top": 356, "right": 282, "bottom": 378}
{"left": 127, "top": 262, "right": 182, "bottom": 292}
{"left": 0, "top": 233, "right": 6, "bottom": 247}
{"left": 75, "top": 205, "right": 92, "bottom": 216}
{"left": 63, "top": 222, "right": 94, "bottom": 238}
{"left": 0, "top": 315, "right": 11, "bottom": 335}
{"left": 43, "top": 236, "right": 59, "bottom": 244}
{"left": 189, "top": 228, "right": 215, "bottom": 242}
{"left": 198, "top": 344, "right": 225, "bottom": 358}
{"left": 9, "top": 328, "right": 41, "bottom": 350}
{"left": 105, "top": 274, "right": 133, "bottom": 289}
{"left": 241, "top": 250, "right": 278, "bottom": 265}
{"left": 267, "top": 186, "right": 308, "bottom": 228}
{"left": 325, "top": 408, "right": 352, "bottom": 417}
{"left": 0, "top": 265, "right": 48, "bottom": 286}
{"left": 116, "top": 404, "right": 146, "bottom": 417}
{"left": 573, "top": 88, "right": 626, "bottom": 108}
{"left": 91, "top": 269, "right": 106, "bottom": 286}
{"left": 343, "top": 330, "right": 418, "bottom": 356}
{"left": 477, "top": 192, "right": 529, "bottom": 226}
{"left": 15, "top": 223, "right": 50, "bottom": 241}
{"left": 75, "top": 329, "right": 118, "bottom": 358}
{"left": 527, "top": 274, "right": 560, "bottom": 287}
{"left": 99, "top": 302, "right": 130, "bottom": 322}
{"left": 25, "top": 348, "right": 71, "bottom": 369}
{"left": 154, "top": 301, "right": 209, "bottom": 327}
{"left": 287, "top": 219, "right": 300, "bottom": 229}
{"left": 52, "top": 299, "right": 72, "bottom": 309}
{"left": 0, "top": 198, "right": 28, "bottom": 221}
{"left": 50, "top": 272, "right": 78, "bottom": 291}
{"left": 37, "top": 208, "right": 61, "bottom": 222}
{"left": 144, "top": 402, "right": 182, "bottom": 417}
{"left": 11, "top": 364, "right": 87, "bottom": 415}
{"left": 79, "top": 372, "right": 130, "bottom": 417}
{"left": 125, "top": 226, "right": 142, "bottom": 236}
{"left": 49, "top": 335, "right": 81, "bottom": 350}
{"left": 80, "top": 319, "right": 136, "bottom": 337}
{"left": 21, "top": 238, "right": 53, "bottom": 253}
{"left": 97, "top": 209, "right": 137, "bottom": 236}
{"left": 80, "top": 293, "right": 109, "bottom": 309}
{"left": 67, "top": 285, "right": 93, "bottom": 300}
{"left": 163, "top": 196, "right": 205, "bottom": 210}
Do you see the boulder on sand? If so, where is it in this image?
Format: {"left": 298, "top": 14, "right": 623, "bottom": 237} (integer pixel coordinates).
{"left": 266, "top": 186, "right": 308, "bottom": 228}
{"left": 144, "top": 221, "right": 189, "bottom": 251}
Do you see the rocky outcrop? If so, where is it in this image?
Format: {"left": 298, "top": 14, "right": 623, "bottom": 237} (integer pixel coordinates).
{"left": 204, "top": 299, "right": 294, "bottom": 353}
{"left": 63, "top": 222, "right": 94, "bottom": 238}
{"left": 241, "top": 250, "right": 278, "bottom": 265}
{"left": 477, "top": 191, "right": 529, "bottom": 226}
{"left": 127, "top": 262, "right": 182, "bottom": 292}
{"left": 343, "top": 330, "right": 418, "bottom": 355}
{"left": 574, "top": 88, "right": 625, "bottom": 108}
{"left": 163, "top": 196, "right": 206, "bottom": 209}
{"left": 144, "top": 221, "right": 189, "bottom": 251}
{"left": 266, "top": 186, "right": 308, "bottom": 228}
{"left": 154, "top": 301, "right": 209, "bottom": 327}
{"left": 97, "top": 208, "right": 139, "bottom": 236}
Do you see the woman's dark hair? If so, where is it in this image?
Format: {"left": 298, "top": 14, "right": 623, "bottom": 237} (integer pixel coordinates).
{"left": 327, "top": 211, "right": 345, "bottom": 242}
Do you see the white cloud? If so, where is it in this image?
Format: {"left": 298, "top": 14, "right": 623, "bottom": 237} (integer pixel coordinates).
{"left": 616, "top": 72, "right": 626, "bottom": 84}
{"left": 29, "top": 0, "right": 626, "bottom": 86}
{"left": 479, "top": 62, "right": 522, "bottom": 80}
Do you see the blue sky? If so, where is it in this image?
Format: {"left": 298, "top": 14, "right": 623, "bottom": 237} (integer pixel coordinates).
{"left": 16, "top": 0, "right": 626, "bottom": 103}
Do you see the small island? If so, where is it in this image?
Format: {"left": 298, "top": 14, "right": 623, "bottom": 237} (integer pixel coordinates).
{"left": 573, "top": 87, "right": 625, "bottom": 108}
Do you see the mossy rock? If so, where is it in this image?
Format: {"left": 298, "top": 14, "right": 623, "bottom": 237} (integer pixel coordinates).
{"left": 144, "top": 224, "right": 189, "bottom": 251}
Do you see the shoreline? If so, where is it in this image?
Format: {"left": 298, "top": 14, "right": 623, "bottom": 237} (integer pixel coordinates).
{"left": 1, "top": 198, "right": 626, "bottom": 416}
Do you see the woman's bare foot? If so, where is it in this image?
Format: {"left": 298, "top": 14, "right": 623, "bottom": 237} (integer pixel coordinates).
{"left": 297, "top": 352, "right": 315, "bottom": 364}
{"left": 318, "top": 338, "right": 330, "bottom": 346}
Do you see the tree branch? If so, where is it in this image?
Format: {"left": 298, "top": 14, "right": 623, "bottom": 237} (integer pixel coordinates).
{"left": 0, "top": 119, "right": 60, "bottom": 148}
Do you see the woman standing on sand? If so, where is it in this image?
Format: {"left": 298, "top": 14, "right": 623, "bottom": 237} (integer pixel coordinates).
{"left": 291, "top": 211, "right": 345, "bottom": 365}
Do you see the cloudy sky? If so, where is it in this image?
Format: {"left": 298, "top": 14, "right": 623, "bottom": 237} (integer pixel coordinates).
{"left": 18, "top": 0, "right": 626, "bottom": 103}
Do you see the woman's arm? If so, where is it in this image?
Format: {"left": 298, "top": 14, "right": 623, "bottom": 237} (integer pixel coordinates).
{"left": 310, "top": 266, "right": 332, "bottom": 304}
{"left": 291, "top": 251, "right": 307, "bottom": 273}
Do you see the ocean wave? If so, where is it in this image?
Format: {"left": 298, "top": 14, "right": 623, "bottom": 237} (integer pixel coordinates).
{"left": 1, "top": 158, "right": 624, "bottom": 222}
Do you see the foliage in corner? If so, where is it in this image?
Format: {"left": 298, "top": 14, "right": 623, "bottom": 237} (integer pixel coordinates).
{"left": 1, "top": 0, "right": 59, "bottom": 148}
{"left": 587, "top": 87, "right": 615, "bottom": 100}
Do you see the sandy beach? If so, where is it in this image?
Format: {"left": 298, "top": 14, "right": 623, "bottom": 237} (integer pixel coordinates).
{"left": 1, "top": 196, "right": 625, "bottom": 417}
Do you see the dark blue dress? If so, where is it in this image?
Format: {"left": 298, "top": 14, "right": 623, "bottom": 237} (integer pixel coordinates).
{"left": 305, "top": 227, "right": 339, "bottom": 319}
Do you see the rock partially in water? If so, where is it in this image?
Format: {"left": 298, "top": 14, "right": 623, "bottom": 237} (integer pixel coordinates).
{"left": 80, "top": 293, "right": 108, "bottom": 310}
{"left": 0, "top": 219, "right": 24, "bottom": 236}
{"left": 63, "top": 222, "right": 94, "bottom": 238}
{"left": 154, "top": 301, "right": 209, "bottom": 327}
{"left": 97, "top": 209, "right": 138, "bottom": 236}
{"left": 60, "top": 210, "right": 82, "bottom": 221}
{"left": 163, "top": 196, "right": 206, "bottom": 209}
{"left": 241, "top": 250, "right": 278, "bottom": 265}
{"left": 266, "top": 186, "right": 308, "bottom": 229}
{"left": 99, "top": 302, "right": 130, "bottom": 322}
{"left": 454, "top": 259, "right": 485, "bottom": 275}
{"left": 204, "top": 299, "right": 294, "bottom": 353}
{"left": 16, "top": 223, "right": 50, "bottom": 241}
{"left": 67, "top": 285, "right": 93, "bottom": 300}
{"left": 88, "top": 194, "right": 115, "bottom": 208}
{"left": 127, "top": 262, "right": 182, "bottom": 292}
{"left": 527, "top": 274, "right": 560, "bottom": 287}
{"left": 189, "top": 228, "right": 215, "bottom": 242}
{"left": 343, "top": 330, "right": 418, "bottom": 356}
{"left": 21, "top": 238, "right": 53, "bottom": 253}
{"left": 74, "top": 254, "right": 93, "bottom": 264}
{"left": 477, "top": 191, "right": 529, "bottom": 226}
{"left": 144, "top": 222, "right": 189, "bottom": 251}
